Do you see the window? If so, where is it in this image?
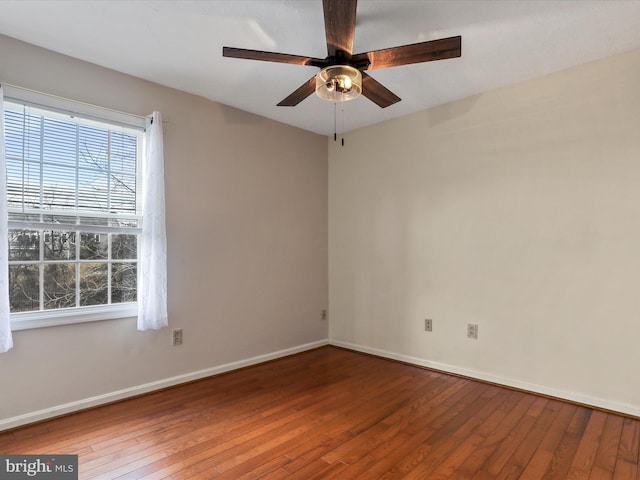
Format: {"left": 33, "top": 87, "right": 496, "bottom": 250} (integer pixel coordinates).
{"left": 3, "top": 96, "right": 145, "bottom": 330}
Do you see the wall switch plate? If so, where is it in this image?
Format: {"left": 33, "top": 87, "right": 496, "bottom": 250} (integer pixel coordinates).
{"left": 424, "top": 318, "right": 433, "bottom": 332}
{"left": 172, "top": 328, "right": 183, "bottom": 346}
{"left": 467, "top": 324, "right": 478, "bottom": 339}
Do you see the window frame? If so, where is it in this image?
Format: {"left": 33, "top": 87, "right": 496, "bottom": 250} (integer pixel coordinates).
{"left": 3, "top": 86, "right": 147, "bottom": 331}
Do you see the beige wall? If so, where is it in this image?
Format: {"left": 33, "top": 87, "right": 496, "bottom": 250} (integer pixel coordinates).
{"left": 329, "top": 48, "right": 640, "bottom": 415}
{"left": 0, "top": 35, "right": 328, "bottom": 427}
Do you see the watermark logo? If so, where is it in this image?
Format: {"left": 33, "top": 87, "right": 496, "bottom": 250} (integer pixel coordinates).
{"left": 0, "top": 455, "right": 77, "bottom": 479}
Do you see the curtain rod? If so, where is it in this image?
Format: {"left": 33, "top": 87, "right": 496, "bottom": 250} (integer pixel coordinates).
{"left": 0, "top": 82, "right": 152, "bottom": 124}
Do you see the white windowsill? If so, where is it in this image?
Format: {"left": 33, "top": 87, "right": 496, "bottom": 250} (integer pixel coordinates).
{"left": 10, "top": 303, "right": 137, "bottom": 331}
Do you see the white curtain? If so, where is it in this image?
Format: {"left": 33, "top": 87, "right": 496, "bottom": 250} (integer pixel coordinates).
{"left": 138, "top": 111, "right": 168, "bottom": 330}
{"left": 0, "top": 86, "right": 13, "bottom": 352}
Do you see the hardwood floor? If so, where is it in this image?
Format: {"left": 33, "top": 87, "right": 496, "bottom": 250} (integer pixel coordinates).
{"left": 1, "top": 346, "right": 639, "bottom": 479}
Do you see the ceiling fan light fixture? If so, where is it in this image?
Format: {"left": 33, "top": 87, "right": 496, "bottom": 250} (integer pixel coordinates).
{"left": 316, "top": 65, "right": 362, "bottom": 102}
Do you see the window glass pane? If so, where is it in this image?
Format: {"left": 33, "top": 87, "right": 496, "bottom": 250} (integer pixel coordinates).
{"left": 110, "top": 131, "right": 137, "bottom": 214}
{"left": 4, "top": 108, "right": 42, "bottom": 163}
{"left": 6, "top": 159, "right": 41, "bottom": 209}
{"left": 112, "top": 263, "right": 137, "bottom": 303}
{"left": 80, "top": 233, "right": 107, "bottom": 260}
{"left": 43, "top": 231, "right": 76, "bottom": 261}
{"left": 110, "top": 131, "right": 137, "bottom": 173}
{"left": 110, "top": 173, "right": 137, "bottom": 214}
{"left": 80, "top": 263, "right": 108, "bottom": 306}
{"left": 42, "top": 163, "right": 76, "bottom": 210}
{"left": 4, "top": 109, "right": 25, "bottom": 159}
{"left": 112, "top": 234, "right": 137, "bottom": 260}
{"left": 78, "top": 124, "right": 108, "bottom": 171}
{"left": 8, "top": 230, "right": 40, "bottom": 261}
{"left": 43, "top": 117, "right": 76, "bottom": 167}
{"left": 9, "top": 265, "right": 40, "bottom": 312}
{"left": 78, "top": 167, "right": 109, "bottom": 212}
{"left": 43, "top": 263, "right": 76, "bottom": 310}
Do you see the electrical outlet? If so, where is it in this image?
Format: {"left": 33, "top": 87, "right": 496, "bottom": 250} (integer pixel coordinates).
{"left": 424, "top": 318, "right": 432, "bottom": 332}
{"left": 467, "top": 324, "right": 478, "bottom": 340}
{"left": 172, "top": 328, "right": 183, "bottom": 346}
{"left": 321, "top": 309, "right": 327, "bottom": 320}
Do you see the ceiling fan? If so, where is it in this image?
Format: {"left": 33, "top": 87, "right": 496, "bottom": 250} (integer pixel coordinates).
{"left": 223, "top": 0, "right": 461, "bottom": 108}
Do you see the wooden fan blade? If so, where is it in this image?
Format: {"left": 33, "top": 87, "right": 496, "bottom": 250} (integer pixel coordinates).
{"left": 323, "top": 0, "right": 358, "bottom": 56}
{"left": 353, "top": 35, "right": 461, "bottom": 70}
{"left": 361, "top": 72, "right": 401, "bottom": 108}
{"left": 223, "top": 47, "right": 325, "bottom": 67}
{"left": 277, "top": 76, "right": 317, "bottom": 106}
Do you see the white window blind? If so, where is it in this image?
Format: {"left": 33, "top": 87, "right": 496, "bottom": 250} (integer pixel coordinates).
{"left": 4, "top": 102, "right": 142, "bottom": 234}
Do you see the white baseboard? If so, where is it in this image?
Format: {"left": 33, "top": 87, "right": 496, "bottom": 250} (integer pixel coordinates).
{"left": 330, "top": 339, "right": 640, "bottom": 418}
{"left": 0, "top": 339, "right": 329, "bottom": 432}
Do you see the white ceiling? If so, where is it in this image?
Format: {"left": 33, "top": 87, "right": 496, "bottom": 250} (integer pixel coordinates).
{"left": 1, "top": 1, "right": 639, "bottom": 136}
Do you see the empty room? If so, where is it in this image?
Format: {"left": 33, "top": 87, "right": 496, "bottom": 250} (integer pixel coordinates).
{"left": 1, "top": 1, "right": 640, "bottom": 479}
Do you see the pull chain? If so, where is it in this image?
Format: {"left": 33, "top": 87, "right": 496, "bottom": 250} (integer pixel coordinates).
{"left": 332, "top": 98, "right": 346, "bottom": 147}
{"left": 341, "top": 93, "right": 345, "bottom": 146}
{"left": 341, "top": 92, "right": 345, "bottom": 146}
{"left": 333, "top": 102, "right": 337, "bottom": 142}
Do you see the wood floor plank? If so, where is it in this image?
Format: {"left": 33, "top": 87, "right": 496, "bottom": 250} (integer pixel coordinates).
{"left": 517, "top": 402, "right": 578, "bottom": 479}
{"left": 498, "top": 397, "right": 564, "bottom": 476}
{"left": 436, "top": 391, "right": 530, "bottom": 479}
{"left": 1, "top": 346, "right": 638, "bottom": 480}
{"left": 480, "top": 396, "right": 547, "bottom": 476}
{"left": 320, "top": 371, "right": 451, "bottom": 466}
{"left": 618, "top": 417, "right": 640, "bottom": 464}
{"left": 565, "top": 410, "right": 609, "bottom": 479}
{"left": 613, "top": 418, "right": 640, "bottom": 480}
{"left": 540, "top": 406, "right": 592, "bottom": 479}
{"left": 281, "top": 432, "right": 352, "bottom": 475}
{"left": 447, "top": 391, "right": 520, "bottom": 480}
{"left": 612, "top": 461, "right": 637, "bottom": 480}
{"left": 373, "top": 382, "right": 497, "bottom": 479}
{"left": 334, "top": 387, "right": 491, "bottom": 480}
{"left": 389, "top": 385, "right": 523, "bottom": 479}
{"left": 256, "top": 468, "right": 290, "bottom": 480}
{"left": 591, "top": 414, "right": 625, "bottom": 479}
